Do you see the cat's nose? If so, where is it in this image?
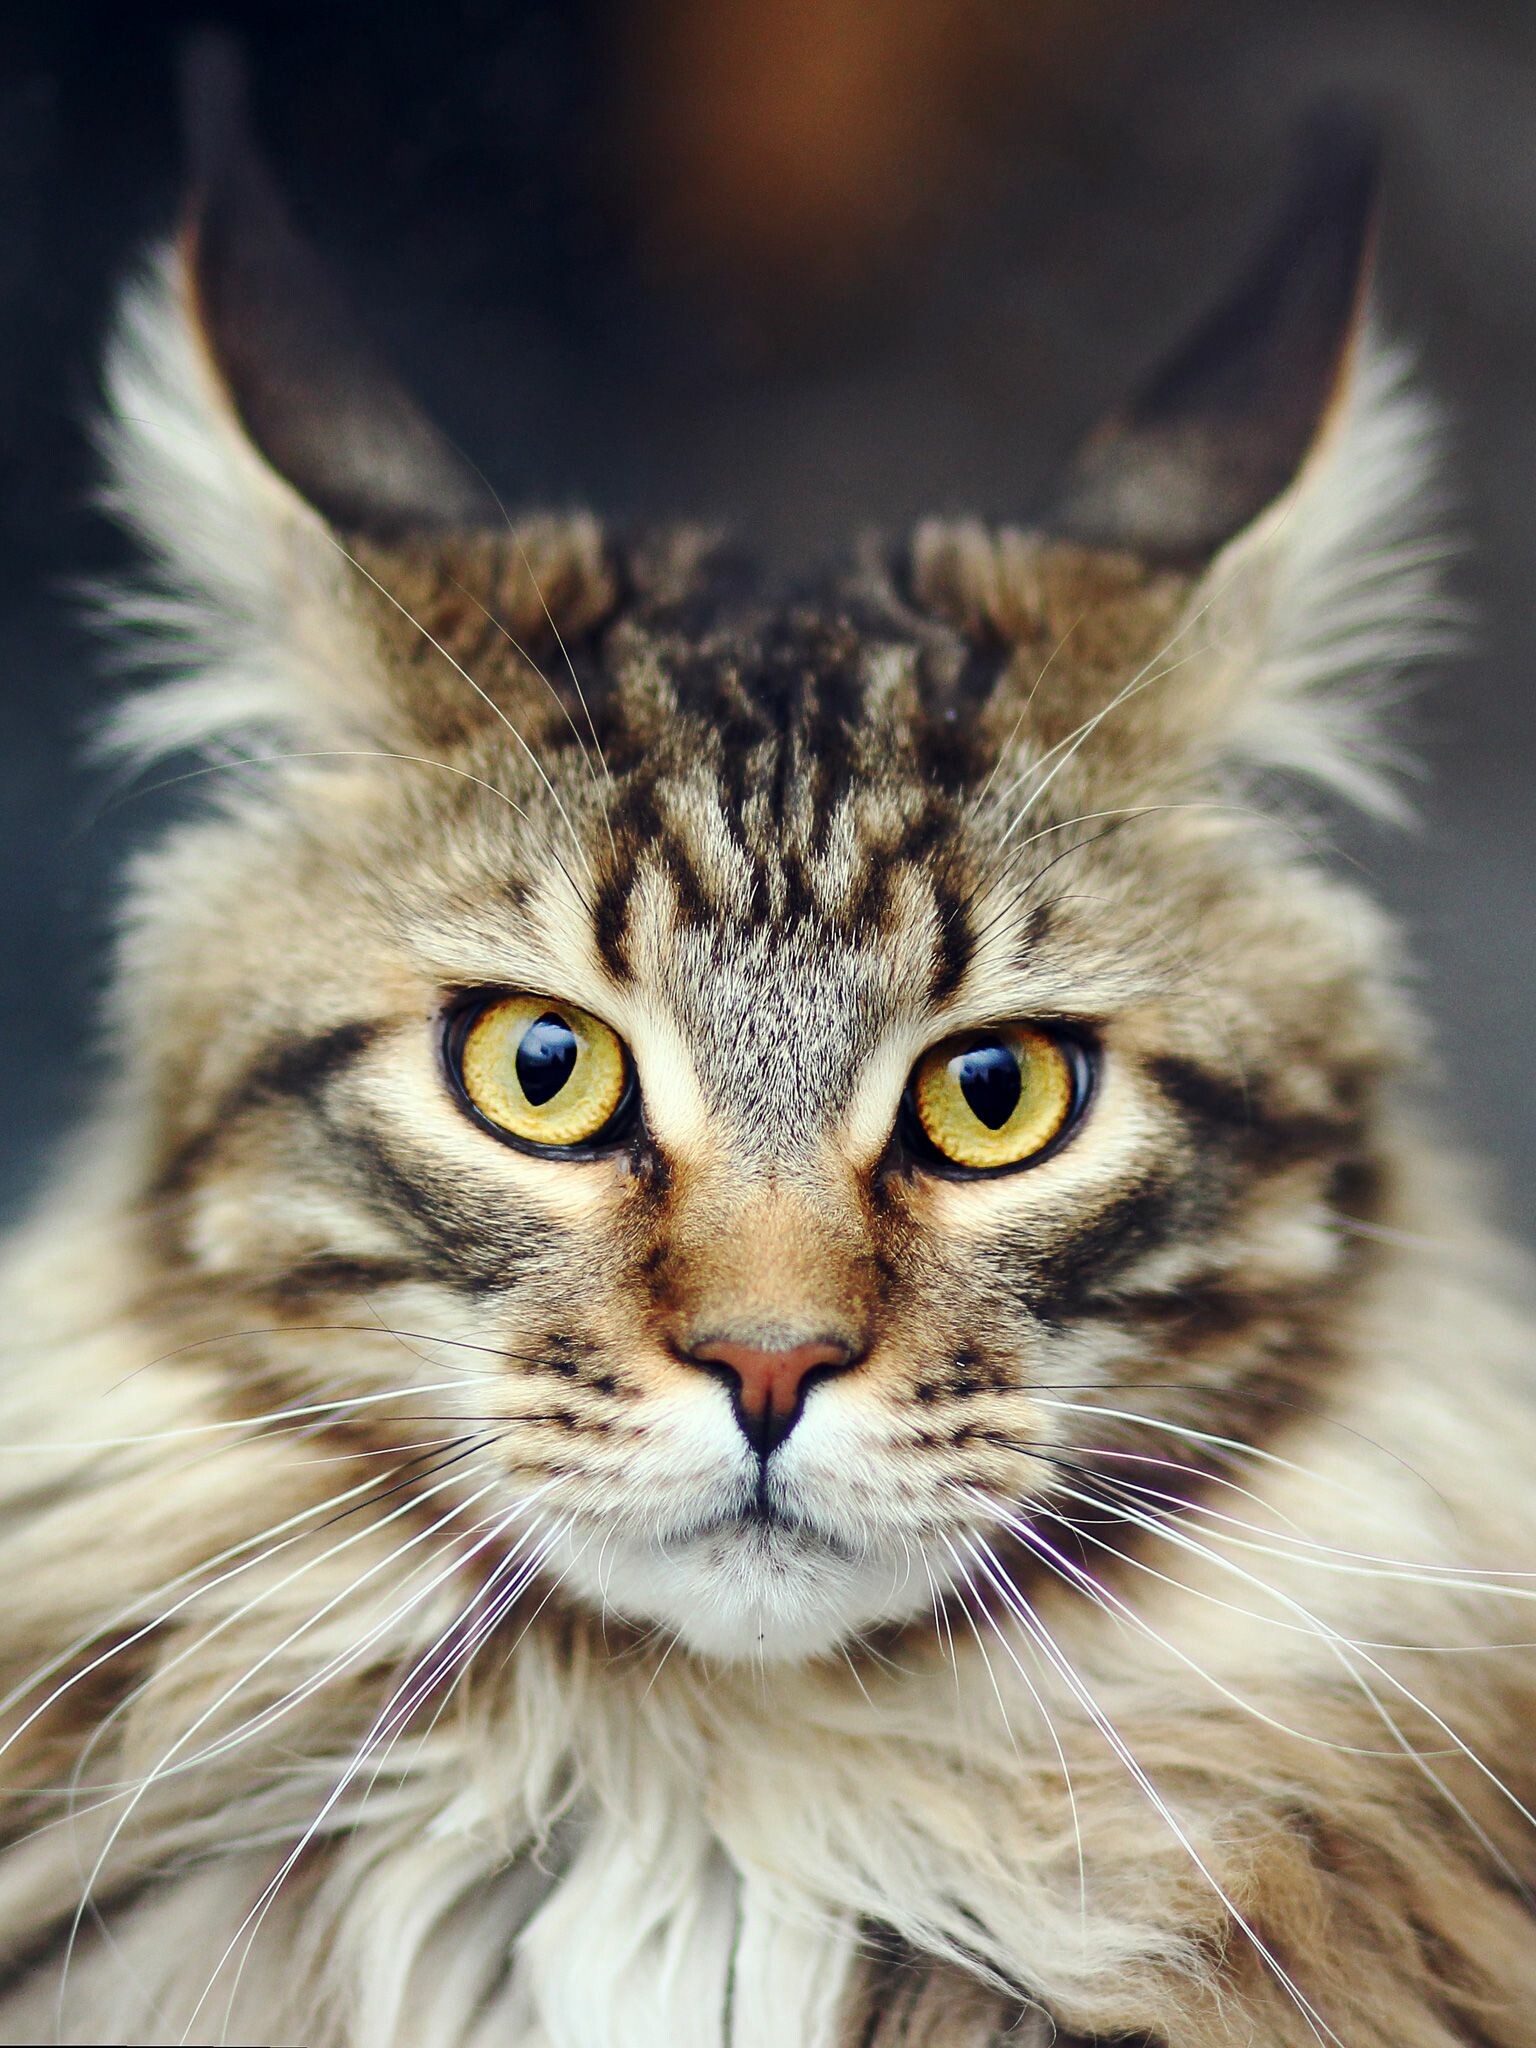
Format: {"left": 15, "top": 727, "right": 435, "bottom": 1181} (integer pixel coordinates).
{"left": 683, "top": 1334, "right": 855, "bottom": 1457}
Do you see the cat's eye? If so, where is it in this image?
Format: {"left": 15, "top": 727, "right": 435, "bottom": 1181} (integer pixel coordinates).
{"left": 448, "top": 994, "right": 633, "bottom": 1153}
{"left": 906, "top": 1025, "right": 1091, "bottom": 1174}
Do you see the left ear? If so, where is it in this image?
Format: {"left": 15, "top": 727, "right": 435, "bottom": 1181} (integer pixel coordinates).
{"left": 96, "top": 34, "right": 511, "bottom": 765}
{"left": 176, "top": 31, "right": 497, "bottom": 538}
{"left": 1056, "top": 111, "right": 1452, "bottom": 819}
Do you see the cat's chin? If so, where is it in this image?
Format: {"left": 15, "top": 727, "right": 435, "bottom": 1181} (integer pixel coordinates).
{"left": 549, "top": 1513, "right": 935, "bottom": 1663}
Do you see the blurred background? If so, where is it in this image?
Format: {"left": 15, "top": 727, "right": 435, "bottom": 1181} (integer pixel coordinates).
{"left": 1, "top": 0, "right": 1533, "bottom": 1230}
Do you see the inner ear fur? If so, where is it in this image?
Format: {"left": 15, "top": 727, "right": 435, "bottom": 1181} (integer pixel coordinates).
{"left": 936, "top": 109, "right": 1445, "bottom": 823}
{"left": 1055, "top": 110, "right": 1380, "bottom": 563}
{"left": 178, "top": 31, "right": 497, "bottom": 538}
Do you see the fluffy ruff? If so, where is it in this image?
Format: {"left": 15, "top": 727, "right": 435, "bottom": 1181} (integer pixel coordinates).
{"left": 1, "top": 1152, "right": 1535, "bottom": 2046}
{"left": 1, "top": 212, "right": 1533, "bottom": 2046}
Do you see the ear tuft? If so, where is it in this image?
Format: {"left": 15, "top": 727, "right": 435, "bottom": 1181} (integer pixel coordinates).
{"left": 93, "top": 34, "right": 507, "bottom": 767}
{"left": 1050, "top": 107, "right": 1458, "bottom": 822}
{"left": 1188, "top": 330, "right": 1460, "bottom": 823}
{"left": 95, "top": 245, "right": 377, "bottom": 765}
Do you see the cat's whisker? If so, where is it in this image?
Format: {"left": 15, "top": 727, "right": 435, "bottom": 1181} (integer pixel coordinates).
{"left": 149, "top": 1481, "right": 548, "bottom": 1788}
{"left": 967, "top": 1482, "right": 1454, "bottom": 1758}
{"left": 348, "top": 1508, "right": 567, "bottom": 1821}
{"left": 963, "top": 613, "right": 1087, "bottom": 822}
{"left": 445, "top": 572, "right": 607, "bottom": 805}
{"left": 886, "top": 1531, "right": 918, "bottom": 1617}
{"left": 1033, "top": 1396, "right": 1420, "bottom": 1521}
{"left": 508, "top": 536, "right": 621, "bottom": 859}
{"left": 52, "top": 1458, "right": 522, "bottom": 1827}
{"left": 1062, "top": 1462, "right": 1536, "bottom": 1595}
{"left": 5, "top": 1374, "right": 507, "bottom": 1455}
{"left": 105, "top": 1317, "right": 592, "bottom": 1399}
{"left": 963, "top": 816, "right": 1150, "bottom": 957}
{"left": 0, "top": 1431, "right": 504, "bottom": 1785}
{"left": 450, "top": 450, "right": 616, "bottom": 807}
{"left": 39, "top": 1480, "right": 515, "bottom": 1836}
{"left": 55, "top": 1474, "right": 522, "bottom": 2037}
{"left": 1023, "top": 1476, "right": 1536, "bottom": 1896}
{"left": 967, "top": 1430, "right": 1536, "bottom": 1648}
{"left": 496, "top": 1521, "right": 595, "bottom": 1673}
{"left": 957, "top": 1530, "right": 1344, "bottom": 2048}
{"left": 352, "top": 1298, "right": 494, "bottom": 1386}
{"left": 1335, "top": 1204, "right": 1466, "bottom": 1253}
{"left": 81, "top": 743, "right": 546, "bottom": 836}
{"left": 961, "top": 792, "right": 1355, "bottom": 965}
{"left": 286, "top": 1432, "right": 474, "bottom": 1466}
{"left": 195, "top": 1512, "right": 575, "bottom": 2045}
{"left": 1046, "top": 1444, "right": 1313, "bottom": 1536}
{"left": 936, "top": 1531, "right": 1088, "bottom": 1928}
{"left": 989, "top": 638, "right": 1210, "bottom": 852}
{"left": 837, "top": 1644, "right": 876, "bottom": 1710}
{"left": 1047, "top": 1387, "right": 1485, "bottom": 1556}
{"left": 918, "top": 1549, "right": 962, "bottom": 1700}
{"left": 638, "top": 1622, "right": 684, "bottom": 1702}
{"left": 969, "top": 517, "right": 1345, "bottom": 935}
{"left": 1062, "top": 1458, "right": 1536, "bottom": 1659}
{"left": 966, "top": 803, "right": 1215, "bottom": 944}
{"left": 933, "top": 1538, "right": 1020, "bottom": 1760}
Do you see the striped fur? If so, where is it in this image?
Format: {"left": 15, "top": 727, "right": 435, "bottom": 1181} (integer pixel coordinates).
{"left": 0, "top": 222, "right": 1531, "bottom": 2048}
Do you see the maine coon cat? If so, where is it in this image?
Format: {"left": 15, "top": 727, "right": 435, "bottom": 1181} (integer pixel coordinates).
{"left": 0, "top": 49, "right": 1533, "bottom": 2047}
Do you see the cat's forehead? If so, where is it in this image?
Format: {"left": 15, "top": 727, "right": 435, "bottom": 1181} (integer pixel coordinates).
{"left": 365, "top": 518, "right": 1189, "bottom": 806}
{"left": 572, "top": 559, "right": 984, "bottom": 1151}
{"left": 366, "top": 522, "right": 1190, "bottom": 1141}
{"left": 598, "top": 573, "right": 974, "bottom": 871}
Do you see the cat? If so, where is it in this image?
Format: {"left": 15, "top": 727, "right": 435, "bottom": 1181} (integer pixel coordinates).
{"left": 0, "top": 43, "right": 1531, "bottom": 2048}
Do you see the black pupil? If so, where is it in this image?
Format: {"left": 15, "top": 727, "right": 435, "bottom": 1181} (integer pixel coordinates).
{"left": 953, "top": 1039, "right": 1022, "bottom": 1130}
{"left": 515, "top": 1013, "right": 579, "bottom": 1106}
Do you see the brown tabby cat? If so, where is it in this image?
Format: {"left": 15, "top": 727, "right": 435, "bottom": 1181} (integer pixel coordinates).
{"left": 0, "top": 49, "right": 1532, "bottom": 2048}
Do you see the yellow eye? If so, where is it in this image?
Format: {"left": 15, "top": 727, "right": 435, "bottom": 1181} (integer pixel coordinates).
{"left": 909, "top": 1025, "right": 1087, "bottom": 1173}
{"left": 452, "top": 994, "right": 631, "bottom": 1150}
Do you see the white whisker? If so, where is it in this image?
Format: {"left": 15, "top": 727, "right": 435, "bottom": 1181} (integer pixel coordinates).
{"left": 958, "top": 1530, "right": 1342, "bottom": 2047}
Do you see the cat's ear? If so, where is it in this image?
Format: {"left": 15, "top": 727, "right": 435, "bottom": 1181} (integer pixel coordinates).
{"left": 1056, "top": 112, "right": 1379, "bottom": 562}
{"left": 175, "top": 34, "right": 495, "bottom": 536}
{"left": 98, "top": 35, "right": 498, "bottom": 759}
{"left": 1057, "top": 112, "right": 1452, "bottom": 820}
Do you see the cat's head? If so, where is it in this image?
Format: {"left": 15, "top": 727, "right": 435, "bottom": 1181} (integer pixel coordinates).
{"left": 96, "top": 64, "right": 1447, "bottom": 1660}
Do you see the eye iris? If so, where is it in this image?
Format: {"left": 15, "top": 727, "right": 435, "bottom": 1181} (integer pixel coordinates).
{"left": 953, "top": 1041, "right": 1021, "bottom": 1130}
{"left": 456, "top": 994, "right": 628, "bottom": 1148}
{"left": 515, "top": 1013, "right": 579, "bottom": 1105}
{"left": 912, "top": 1025, "right": 1080, "bottom": 1171}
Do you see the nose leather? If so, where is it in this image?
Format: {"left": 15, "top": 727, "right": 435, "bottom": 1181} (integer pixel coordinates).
{"left": 685, "top": 1336, "right": 853, "bottom": 1456}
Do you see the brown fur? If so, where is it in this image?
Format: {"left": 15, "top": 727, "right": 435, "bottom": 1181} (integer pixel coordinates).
{"left": 0, "top": 123, "right": 1525, "bottom": 2046}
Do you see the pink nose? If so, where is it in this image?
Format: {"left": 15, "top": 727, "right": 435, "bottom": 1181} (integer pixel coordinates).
{"left": 685, "top": 1336, "right": 854, "bottom": 1455}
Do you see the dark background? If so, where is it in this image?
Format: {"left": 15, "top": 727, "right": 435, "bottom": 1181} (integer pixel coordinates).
{"left": 2, "top": 0, "right": 1533, "bottom": 1231}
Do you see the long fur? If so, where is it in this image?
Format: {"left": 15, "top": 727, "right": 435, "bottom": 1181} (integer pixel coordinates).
{"left": 0, "top": 238, "right": 1533, "bottom": 2048}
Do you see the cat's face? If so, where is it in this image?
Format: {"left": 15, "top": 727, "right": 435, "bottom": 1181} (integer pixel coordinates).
{"left": 128, "top": 521, "right": 1403, "bottom": 1660}
{"left": 104, "top": 105, "right": 1433, "bottom": 1659}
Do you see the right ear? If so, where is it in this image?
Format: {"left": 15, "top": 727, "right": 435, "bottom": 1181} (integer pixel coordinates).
{"left": 99, "top": 33, "right": 499, "bottom": 760}
{"left": 1053, "top": 112, "right": 1381, "bottom": 564}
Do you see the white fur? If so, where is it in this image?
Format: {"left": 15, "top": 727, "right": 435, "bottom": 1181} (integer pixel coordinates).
{"left": 1193, "top": 333, "right": 1460, "bottom": 820}
{"left": 5, "top": 247, "right": 1524, "bottom": 2048}
{"left": 95, "top": 251, "right": 377, "bottom": 763}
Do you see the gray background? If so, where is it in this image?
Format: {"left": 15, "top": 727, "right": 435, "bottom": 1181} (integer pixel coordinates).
{"left": 2, "top": 1, "right": 1532, "bottom": 1232}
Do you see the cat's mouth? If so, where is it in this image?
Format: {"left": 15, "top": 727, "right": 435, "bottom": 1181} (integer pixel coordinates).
{"left": 547, "top": 1492, "right": 938, "bottom": 1660}
{"left": 659, "top": 1500, "right": 858, "bottom": 1564}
